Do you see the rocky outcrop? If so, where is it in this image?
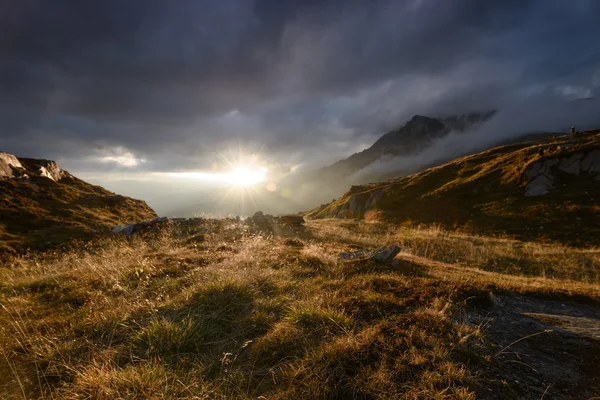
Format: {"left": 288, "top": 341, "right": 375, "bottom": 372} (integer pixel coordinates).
{"left": 18, "top": 158, "right": 65, "bottom": 182}
{"left": 38, "top": 161, "right": 64, "bottom": 181}
{"left": 1, "top": 152, "right": 65, "bottom": 182}
{"left": 524, "top": 150, "right": 600, "bottom": 196}
{"left": 0, "top": 152, "right": 23, "bottom": 178}
{"left": 328, "top": 189, "right": 385, "bottom": 219}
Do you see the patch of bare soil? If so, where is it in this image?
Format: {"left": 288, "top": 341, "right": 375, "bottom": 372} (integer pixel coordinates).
{"left": 466, "top": 294, "right": 600, "bottom": 399}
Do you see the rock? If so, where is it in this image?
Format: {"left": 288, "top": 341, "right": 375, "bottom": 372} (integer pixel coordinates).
{"left": 525, "top": 150, "right": 600, "bottom": 196}
{"left": 246, "top": 211, "right": 307, "bottom": 234}
{"left": 338, "top": 245, "right": 401, "bottom": 263}
{"left": 123, "top": 224, "right": 135, "bottom": 236}
{"left": 338, "top": 249, "right": 372, "bottom": 261}
{"left": 581, "top": 150, "right": 600, "bottom": 173}
{"left": 333, "top": 189, "right": 385, "bottom": 219}
{"left": 36, "top": 162, "right": 64, "bottom": 181}
{"left": 370, "top": 245, "right": 401, "bottom": 262}
{"left": 557, "top": 153, "right": 582, "bottom": 175}
{"left": 0, "top": 152, "right": 23, "bottom": 178}
{"left": 525, "top": 174, "right": 554, "bottom": 196}
{"left": 112, "top": 217, "right": 172, "bottom": 237}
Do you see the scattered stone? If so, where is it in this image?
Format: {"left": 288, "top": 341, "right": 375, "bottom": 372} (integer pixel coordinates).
{"left": 112, "top": 217, "right": 173, "bottom": 237}
{"left": 370, "top": 245, "right": 402, "bottom": 262}
{"left": 338, "top": 249, "right": 372, "bottom": 261}
{"left": 338, "top": 245, "right": 401, "bottom": 263}
{"left": 246, "top": 211, "right": 307, "bottom": 234}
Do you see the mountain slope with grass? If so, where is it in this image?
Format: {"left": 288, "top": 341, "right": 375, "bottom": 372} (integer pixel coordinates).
{"left": 1, "top": 219, "right": 598, "bottom": 399}
{"left": 306, "top": 129, "right": 600, "bottom": 246}
{"left": 0, "top": 152, "right": 157, "bottom": 253}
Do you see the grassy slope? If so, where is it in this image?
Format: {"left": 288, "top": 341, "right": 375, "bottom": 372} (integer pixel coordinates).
{"left": 0, "top": 172, "right": 157, "bottom": 253}
{"left": 306, "top": 130, "right": 600, "bottom": 246}
{"left": 1, "top": 220, "right": 599, "bottom": 399}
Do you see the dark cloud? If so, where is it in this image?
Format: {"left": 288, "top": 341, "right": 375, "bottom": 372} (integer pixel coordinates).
{"left": 1, "top": 0, "right": 600, "bottom": 179}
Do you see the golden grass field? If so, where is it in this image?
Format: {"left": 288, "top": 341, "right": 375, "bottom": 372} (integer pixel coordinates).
{"left": 1, "top": 219, "right": 599, "bottom": 399}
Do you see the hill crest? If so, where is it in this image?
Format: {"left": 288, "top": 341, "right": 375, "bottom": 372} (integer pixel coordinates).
{"left": 0, "top": 152, "right": 157, "bottom": 253}
{"left": 306, "top": 129, "right": 600, "bottom": 245}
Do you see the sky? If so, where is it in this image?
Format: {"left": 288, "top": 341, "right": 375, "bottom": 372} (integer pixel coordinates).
{"left": 1, "top": 0, "right": 600, "bottom": 213}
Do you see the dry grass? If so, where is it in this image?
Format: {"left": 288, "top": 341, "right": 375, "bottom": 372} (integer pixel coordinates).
{"left": 307, "top": 131, "right": 600, "bottom": 247}
{"left": 0, "top": 219, "right": 598, "bottom": 399}
{"left": 310, "top": 219, "right": 600, "bottom": 285}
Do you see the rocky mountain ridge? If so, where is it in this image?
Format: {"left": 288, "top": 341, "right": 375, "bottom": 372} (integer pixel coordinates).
{"left": 319, "top": 111, "right": 496, "bottom": 181}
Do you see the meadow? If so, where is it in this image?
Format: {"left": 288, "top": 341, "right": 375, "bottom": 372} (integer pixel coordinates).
{"left": 1, "top": 219, "right": 598, "bottom": 399}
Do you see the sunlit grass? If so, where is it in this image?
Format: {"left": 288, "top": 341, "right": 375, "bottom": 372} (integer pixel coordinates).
{"left": 0, "top": 219, "right": 598, "bottom": 399}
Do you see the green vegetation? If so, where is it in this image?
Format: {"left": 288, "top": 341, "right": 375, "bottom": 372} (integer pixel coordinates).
{"left": 1, "top": 220, "right": 599, "bottom": 399}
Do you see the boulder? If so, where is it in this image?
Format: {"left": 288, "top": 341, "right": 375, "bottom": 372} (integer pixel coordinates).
{"left": 122, "top": 224, "right": 135, "bottom": 236}
{"left": 525, "top": 150, "right": 600, "bottom": 196}
{"left": 0, "top": 152, "right": 23, "bottom": 178}
{"left": 370, "top": 245, "right": 402, "bottom": 262}
{"left": 338, "top": 245, "right": 401, "bottom": 263}
{"left": 338, "top": 249, "right": 372, "bottom": 261}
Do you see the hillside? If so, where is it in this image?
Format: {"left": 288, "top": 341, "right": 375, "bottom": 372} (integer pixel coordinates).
{"left": 0, "top": 152, "right": 157, "bottom": 253}
{"left": 280, "top": 112, "right": 508, "bottom": 209}
{"left": 306, "top": 129, "right": 600, "bottom": 246}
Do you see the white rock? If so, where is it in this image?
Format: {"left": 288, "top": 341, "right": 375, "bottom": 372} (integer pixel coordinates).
{"left": 0, "top": 152, "right": 23, "bottom": 178}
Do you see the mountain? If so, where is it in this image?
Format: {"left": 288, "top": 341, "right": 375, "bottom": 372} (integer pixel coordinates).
{"left": 282, "top": 111, "right": 498, "bottom": 209}
{"left": 318, "top": 111, "right": 496, "bottom": 181}
{"left": 306, "top": 128, "right": 600, "bottom": 246}
{"left": 0, "top": 152, "right": 157, "bottom": 253}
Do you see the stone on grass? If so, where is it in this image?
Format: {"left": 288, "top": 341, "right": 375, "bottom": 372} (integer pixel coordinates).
{"left": 338, "top": 245, "right": 401, "bottom": 263}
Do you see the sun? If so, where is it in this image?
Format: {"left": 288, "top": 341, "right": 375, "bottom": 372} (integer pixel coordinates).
{"left": 223, "top": 165, "right": 267, "bottom": 187}
{"left": 161, "top": 149, "right": 270, "bottom": 190}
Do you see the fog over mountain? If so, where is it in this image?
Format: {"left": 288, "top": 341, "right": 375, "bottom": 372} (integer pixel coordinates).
{"left": 2, "top": 1, "right": 600, "bottom": 215}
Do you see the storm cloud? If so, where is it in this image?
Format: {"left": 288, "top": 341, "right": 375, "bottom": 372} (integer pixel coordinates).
{"left": 1, "top": 0, "right": 600, "bottom": 180}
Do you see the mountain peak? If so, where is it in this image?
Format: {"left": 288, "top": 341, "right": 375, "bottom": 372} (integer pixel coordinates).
{"left": 408, "top": 115, "right": 437, "bottom": 124}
